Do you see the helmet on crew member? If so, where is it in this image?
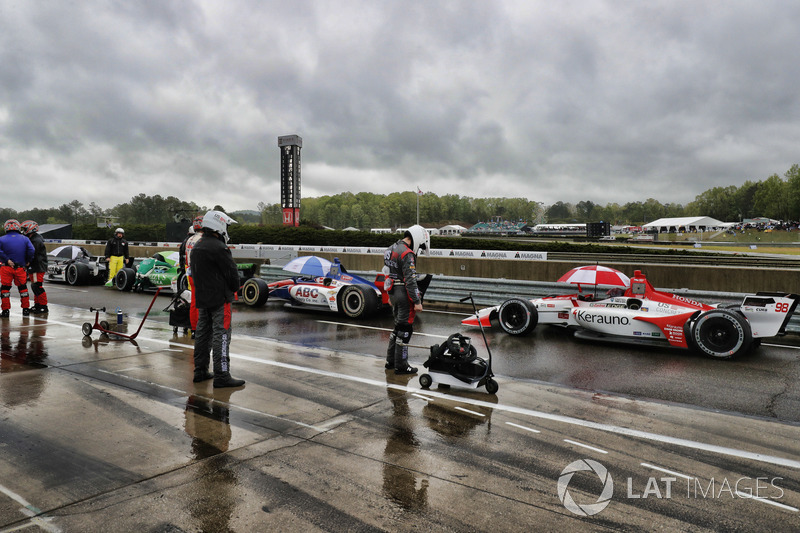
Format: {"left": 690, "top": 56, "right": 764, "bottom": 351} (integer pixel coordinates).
{"left": 20, "top": 220, "right": 39, "bottom": 235}
{"left": 114, "top": 227, "right": 125, "bottom": 235}
{"left": 4, "top": 219, "right": 21, "bottom": 233}
{"left": 192, "top": 215, "right": 204, "bottom": 231}
{"left": 201, "top": 210, "right": 237, "bottom": 243}
{"left": 404, "top": 224, "right": 430, "bottom": 256}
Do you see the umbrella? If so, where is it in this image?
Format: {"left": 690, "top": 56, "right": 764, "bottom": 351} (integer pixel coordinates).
{"left": 282, "top": 256, "right": 332, "bottom": 277}
{"left": 557, "top": 265, "right": 630, "bottom": 287}
{"left": 48, "top": 245, "right": 90, "bottom": 260}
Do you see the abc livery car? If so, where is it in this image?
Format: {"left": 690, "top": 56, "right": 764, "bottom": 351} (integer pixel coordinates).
{"left": 240, "top": 256, "right": 431, "bottom": 319}
{"left": 462, "top": 269, "right": 798, "bottom": 359}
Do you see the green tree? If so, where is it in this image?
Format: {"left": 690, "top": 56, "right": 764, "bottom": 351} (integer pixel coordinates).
{"left": 753, "top": 174, "right": 788, "bottom": 220}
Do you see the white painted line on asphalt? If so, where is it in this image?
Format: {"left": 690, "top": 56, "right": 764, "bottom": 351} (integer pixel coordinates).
{"left": 564, "top": 439, "right": 608, "bottom": 454}
{"left": 421, "top": 309, "right": 472, "bottom": 316}
{"left": 640, "top": 463, "right": 694, "bottom": 481}
{"left": 45, "top": 286, "right": 88, "bottom": 293}
{"left": 0, "top": 483, "right": 60, "bottom": 533}
{"left": 761, "top": 343, "right": 800, "bottom": 350}
{"left": 455, "top": 406, "right": 486, "bottom": 417}
{"left": 735, "top": 490, "right": 799, "bottom": 512}
{"left": 94, "top": 369, "right": 328, "bottom": 432}
{"left": 47, "top": 320, "right": 800, "bottom": 471}
{"left": 225, "top": 348, "right": 800, "bottom": 470}
{"left": 505, "top": 422, "right": 541, "bottom": 434}
{"left": 315, "top": 320, "right": 449, "bottom": 338}
{"left": 412, "top": 393, "right": 434, "bottom": 401}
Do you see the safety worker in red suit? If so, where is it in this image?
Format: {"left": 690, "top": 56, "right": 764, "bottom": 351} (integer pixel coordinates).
{"left": 384, "top": 225, "right": 430, "bottom": 374}
{"left": 21, "top": 220, "right": 48, "bottom": 314}
{"left": 190, "top": 210, "right": 245, "bottom": 388}
{"left": 179, "top": 215, "right": 204, "bottom": 336}
{"left": 0, "top": 219, "right": 35, "bottom": 318}
{"left": 103, "top": 227, "right": 129, "bottom": 287}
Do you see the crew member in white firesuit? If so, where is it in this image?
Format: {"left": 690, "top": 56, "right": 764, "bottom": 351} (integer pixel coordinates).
{"left": 21, "top": 220, "right": 48, "bottom": 314}
{"left": 0, "top": 219, "right": 35, "bottom": 318}
{"left": 103, "top": 227, "right": 129, "bottom": 287}
{"left": 190, "top": 210, "right": 245, "bottom": 388}
{"left": 179, "top": 215, "right": 205, "bottom": 336}
{"left": 384, "top": 225, "right": 430, "bottom": 374}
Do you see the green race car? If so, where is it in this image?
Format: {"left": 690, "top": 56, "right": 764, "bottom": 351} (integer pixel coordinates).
{"left": 114, "top": 251, "right": 257, "bottom": 294}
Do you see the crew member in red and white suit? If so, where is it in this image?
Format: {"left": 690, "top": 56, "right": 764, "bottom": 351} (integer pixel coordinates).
{"left": 179, "top": 215, "right": 205, "bottom": 336}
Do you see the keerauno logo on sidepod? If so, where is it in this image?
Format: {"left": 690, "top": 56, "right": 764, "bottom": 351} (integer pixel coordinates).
{"left": 557, "top": 459, "right": 614, "bottom": 516}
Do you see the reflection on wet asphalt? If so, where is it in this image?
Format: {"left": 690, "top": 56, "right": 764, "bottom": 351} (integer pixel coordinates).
{"left": 1, "top": 285, "right": 800, "bottom": 531}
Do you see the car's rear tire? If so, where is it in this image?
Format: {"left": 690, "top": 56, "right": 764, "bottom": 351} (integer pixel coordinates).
{"left": 498, "top": 298, "right": 538, "bottom": 335}
{"left": 115, "top": 267, "right": 136, "bottom": 291}
{"left": 241, "top": 278, "right": 269, "bottom": 307}
{"left": 692, "top": 309, "right": 752, "bottom": 359}
{"left": 66, "top": 262, "right": 90, "bottom": 285}
{"left": 338, "top": 285, "right": 378, "bottom": 318}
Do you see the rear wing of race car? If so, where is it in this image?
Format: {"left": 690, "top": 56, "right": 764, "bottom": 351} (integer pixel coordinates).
{"left": 738, "top": 292, "right": 800, "bottom": 338}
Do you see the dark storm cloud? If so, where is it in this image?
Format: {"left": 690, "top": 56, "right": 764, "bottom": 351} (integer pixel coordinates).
{"left": 1, "top": 0, "right": 799, "bottom": 212}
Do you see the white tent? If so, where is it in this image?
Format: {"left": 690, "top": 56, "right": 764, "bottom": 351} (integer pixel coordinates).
{"left": 642, "top": 216, "right": 725, "bottom": 233}
{"left": 438, "top": 224, "right": 467, "bottom": 235}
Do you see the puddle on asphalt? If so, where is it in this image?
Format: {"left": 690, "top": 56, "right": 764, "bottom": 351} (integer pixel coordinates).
{"left": 1, "top": 321, "right": 50, "bottom": 372}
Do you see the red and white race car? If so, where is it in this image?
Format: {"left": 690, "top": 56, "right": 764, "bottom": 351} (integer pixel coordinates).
{"left": 462, "top": 269, "right": 799, "bottom": 359}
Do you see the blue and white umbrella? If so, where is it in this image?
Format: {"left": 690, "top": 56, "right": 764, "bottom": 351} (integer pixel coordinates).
{"left": 282, "top": 256, "right": 332, "bottom": 277}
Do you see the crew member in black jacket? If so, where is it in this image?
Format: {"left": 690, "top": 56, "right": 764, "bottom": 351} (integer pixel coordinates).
{"left": 190, "top": 210, "right": 245, "bottom": 388}
{"left": 21, "top": 220, "right": 48, "bottom": 314}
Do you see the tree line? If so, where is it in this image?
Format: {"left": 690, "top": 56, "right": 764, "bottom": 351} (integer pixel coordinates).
{"left": 3, "top": 164, "right": 798, "bottom": 228}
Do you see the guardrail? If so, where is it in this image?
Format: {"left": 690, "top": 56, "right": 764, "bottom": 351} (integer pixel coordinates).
{"left": 259, "top": 265, "right": 800, "bottom": 335}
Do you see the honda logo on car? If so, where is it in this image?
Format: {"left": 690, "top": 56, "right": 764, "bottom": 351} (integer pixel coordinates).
{"left": 574, "top": 310, "right": 630, "bottom": 326}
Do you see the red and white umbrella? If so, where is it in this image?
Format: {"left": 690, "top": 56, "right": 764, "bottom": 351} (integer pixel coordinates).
{"left": 557, "top": 265, "right": 630, "bottom": 287}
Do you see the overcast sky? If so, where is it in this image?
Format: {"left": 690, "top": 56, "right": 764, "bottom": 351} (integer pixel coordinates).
{"left": 2, "top": 0, "right": 799, "bottom": 213}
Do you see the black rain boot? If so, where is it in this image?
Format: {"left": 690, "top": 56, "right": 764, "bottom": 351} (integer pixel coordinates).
{"left": 393, "top": 342, "right": 417, "bottom": 375}
{"left": 385, "top": 332, "right": 397, "bottom": 369}
{"left": 193, "top": 370, "right": 213, "bottom": 383}
{"left": 213, "top": 373, "right": 245, "bottom": 388}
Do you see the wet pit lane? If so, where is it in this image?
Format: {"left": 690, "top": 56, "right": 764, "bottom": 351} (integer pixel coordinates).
{"left": 1, "top": 283, "right": 800, "bottom": 531}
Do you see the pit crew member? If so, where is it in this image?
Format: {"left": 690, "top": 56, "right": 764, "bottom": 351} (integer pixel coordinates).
{"left": 103, "top": 227, "right": 129, "bottom": 287}
{"left": 21, "top": 220, "right": 48, "bottom": 314}
{"left": 0, "top": 219, "right": 35, "bottom": 317}
{"left": 190, "top": 210, "right": 245, "bottom": 388}
{"left": 384, "top": 224, "right": 430, "bottom": 374}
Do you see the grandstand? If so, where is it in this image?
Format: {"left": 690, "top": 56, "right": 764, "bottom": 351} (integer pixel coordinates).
{"left": 464, "top": 216, "right": 529, "bottom": 236}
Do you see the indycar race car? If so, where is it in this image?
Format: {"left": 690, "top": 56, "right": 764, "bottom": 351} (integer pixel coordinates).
{"left": 240, "top": 256, "right": 432, "bottom": 319}
{"left": 45, "top": 245, "right": 108, "bottom": 285}
{"left": 115, "top": 251, "right": 257, "bottom": 295}
{"left": 114, "top": 251, "right": 185, "bottom": 293}
{"left": 462, "top": 268, "right": 799, "bottom": 359}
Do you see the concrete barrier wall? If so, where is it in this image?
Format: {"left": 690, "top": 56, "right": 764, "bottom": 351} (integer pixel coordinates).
{"left": 50, "top": 244, "right": 800, "bottom": 294}
{"left": 300, "top": 253, "right": 800, "bottom": 295}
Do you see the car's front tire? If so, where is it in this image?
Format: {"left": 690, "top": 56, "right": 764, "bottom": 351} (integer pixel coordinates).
{"left": 115, "top": 268, "right": 136, "bottom": 291}
{"left": 66, "top": 262, "right": 90, "bottom": 285}
{"left": 497, "top": 298, "right": 538, "bottom": 335}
